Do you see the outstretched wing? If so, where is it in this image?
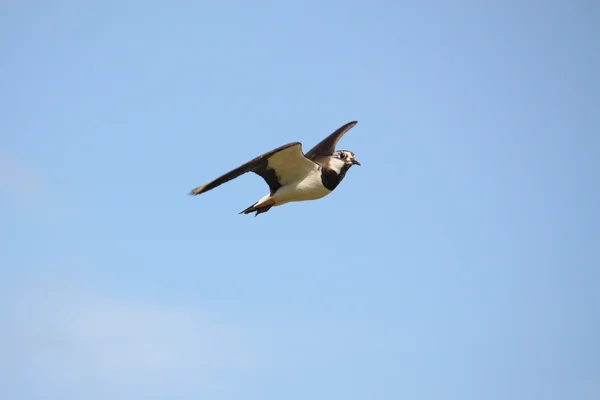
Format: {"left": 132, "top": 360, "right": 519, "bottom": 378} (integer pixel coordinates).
{"left": 304, "top": 121, "right": 358, "bottom": 160}
{"left": 189, "top": 142, "right": 317, "bottom": 196}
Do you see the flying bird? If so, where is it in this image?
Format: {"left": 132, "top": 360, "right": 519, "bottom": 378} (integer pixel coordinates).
{"left": 189, "top": 121, "right": 360, "bottom": 216}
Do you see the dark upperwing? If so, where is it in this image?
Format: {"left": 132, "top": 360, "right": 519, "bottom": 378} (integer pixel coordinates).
{"left": 304, "top": 121, "right": 358, "bottom": 160}
{"left": 189, "top": 142, "right": 301, "bottom": 196}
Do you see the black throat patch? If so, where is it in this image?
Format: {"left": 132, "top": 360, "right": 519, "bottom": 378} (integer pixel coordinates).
{"left": 320, "top": 164, "right": 351, "bottom": 191}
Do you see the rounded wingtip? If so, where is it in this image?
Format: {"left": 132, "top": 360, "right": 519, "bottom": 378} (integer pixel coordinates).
{"left": 188, "top": 185, "right": 206, "bottom": 196}
{"left": 343, "top": 121, "right": 358, "bottom": 131}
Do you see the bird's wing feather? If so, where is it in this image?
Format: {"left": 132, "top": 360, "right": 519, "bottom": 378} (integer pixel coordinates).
{"left": 189, "top": 142, "right": 317, "bottom": 196}
{"left": 304, "top": 121, "right": 358, "bottom": 160}
{"left": 263, "top": 143, "right": 318, "bottom": 186}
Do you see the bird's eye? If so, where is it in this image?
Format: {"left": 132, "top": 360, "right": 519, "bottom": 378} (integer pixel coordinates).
{"left": 339, "top": 152, "right": 346, "bottom": 159}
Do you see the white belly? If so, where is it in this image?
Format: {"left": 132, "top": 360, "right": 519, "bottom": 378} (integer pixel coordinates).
{"left": 273, "top": 170, "right": 331, "bottom": 206}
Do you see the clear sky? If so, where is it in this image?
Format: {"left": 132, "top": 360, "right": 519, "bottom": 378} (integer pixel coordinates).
{"left": 2, "top": 1, "right": 598, "bottom": 399}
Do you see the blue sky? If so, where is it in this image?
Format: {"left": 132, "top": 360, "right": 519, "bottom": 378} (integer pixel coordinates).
{"left": 1, "top": 1, "right": 598, "bottom": 399}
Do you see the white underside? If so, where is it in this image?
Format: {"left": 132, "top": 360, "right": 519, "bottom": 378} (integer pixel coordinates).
{"left": 250, "top": 145, "right": 334, "bottom": 209}
{"left": 255, "top": 168, "right": 331, "bottom": 207}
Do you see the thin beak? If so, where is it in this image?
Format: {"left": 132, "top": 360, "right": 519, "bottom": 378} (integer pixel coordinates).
{"left": 352, "top": 159, "right": 361, "bottom": 166}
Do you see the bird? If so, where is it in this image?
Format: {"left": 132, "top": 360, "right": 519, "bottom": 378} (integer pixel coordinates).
{"left": 189, "top": 121, "right": 360, "bottom": 216}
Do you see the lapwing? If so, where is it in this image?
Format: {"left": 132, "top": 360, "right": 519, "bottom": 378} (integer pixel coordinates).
{"left": 189, "top": 121, "right": 360, "bottom": 216}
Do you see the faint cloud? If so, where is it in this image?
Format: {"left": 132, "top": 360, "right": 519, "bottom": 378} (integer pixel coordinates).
{"left": 1, "top": 286, "right": 268, "bottom": 389}
{"left": 1, "top": 281, "right": 348, "bottom": 399}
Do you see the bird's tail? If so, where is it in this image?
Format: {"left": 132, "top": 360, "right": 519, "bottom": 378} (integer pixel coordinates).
{"left": 239, "top": 203, "right": 272, "bottom": 216}
{"left": 239, "top": 196, "right": 276, "bottom": 216}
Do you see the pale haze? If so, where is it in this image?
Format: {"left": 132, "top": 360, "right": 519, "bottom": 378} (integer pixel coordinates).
{"left": 2, "top": 1, "right": 598, "bottom": 400}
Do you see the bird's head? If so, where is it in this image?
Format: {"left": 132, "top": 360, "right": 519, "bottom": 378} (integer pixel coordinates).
{"left": 326, "top": 150, "right": 360, "bottom": 183}
{"left": 331, "top": 150, "right": 360, "bottom": 169}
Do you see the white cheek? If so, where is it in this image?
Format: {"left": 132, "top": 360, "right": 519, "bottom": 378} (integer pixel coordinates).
{"left": 329, "top": 158, "right": 345, "bottom": 174}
